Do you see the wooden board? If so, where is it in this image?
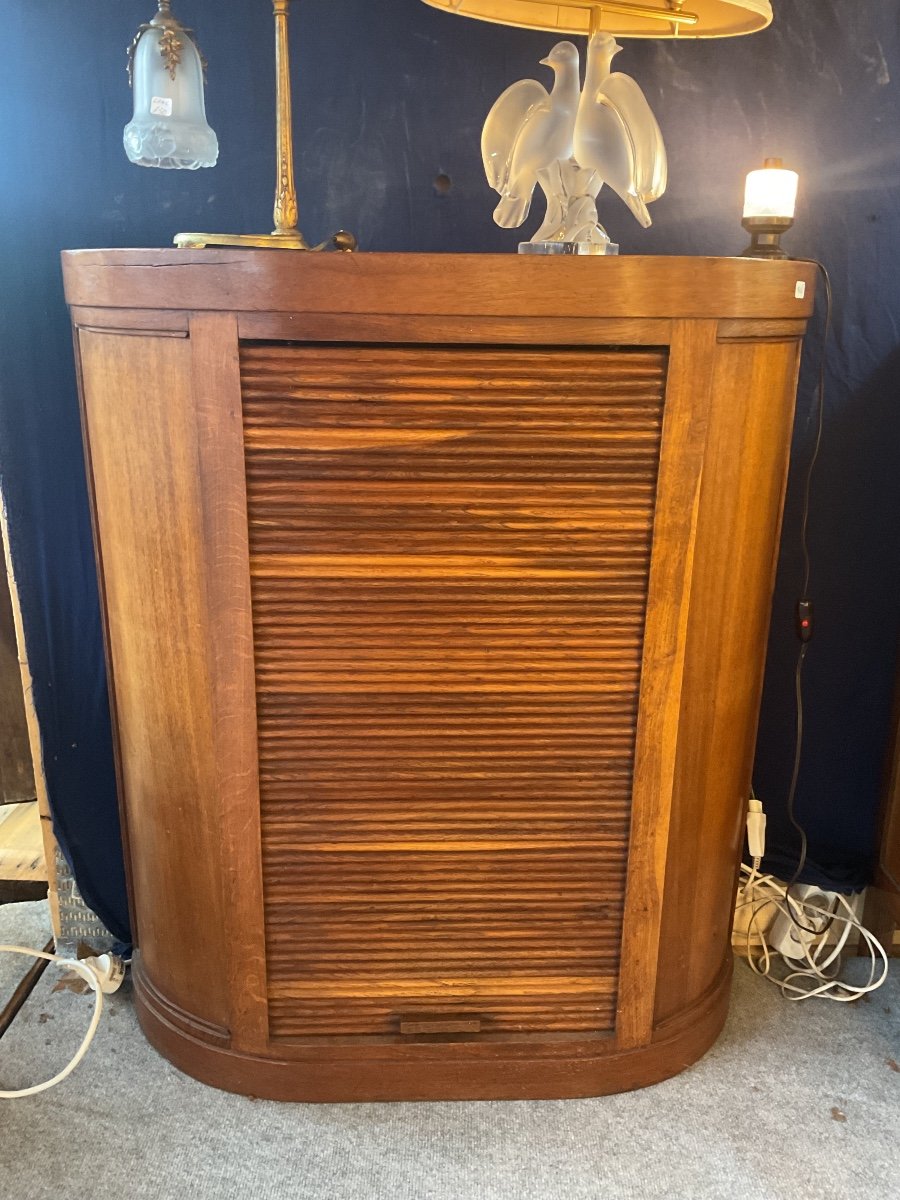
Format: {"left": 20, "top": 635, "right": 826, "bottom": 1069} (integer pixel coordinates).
{"left": 62, "top": 251, "right": 816, "bottom": 321}
{"left": 0, "top": 538, "right": 35, "bottom": 806}
{"left": 1, "top": 486, "right": 59, "bottom": 930}
{"left": 0, "top": 802, "right": 45, "bottom": 882}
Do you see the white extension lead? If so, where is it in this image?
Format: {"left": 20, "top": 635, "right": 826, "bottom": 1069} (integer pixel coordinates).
{"left": 0, "top": 945, "right": 124, "bottom": 1099}
{"left": 736, "top": 800, "right": 889, "bottom": 1003}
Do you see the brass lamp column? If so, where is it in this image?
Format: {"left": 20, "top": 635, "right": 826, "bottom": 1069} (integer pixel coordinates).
{"left": 271, "top": 0, "right": 302, "bottom": 243}
{"left": 175, "top": 0, "right": 355, "bottom": 251}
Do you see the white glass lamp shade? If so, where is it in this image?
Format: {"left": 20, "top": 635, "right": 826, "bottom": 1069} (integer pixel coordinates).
{"left": 420, "top": 0, "right": 773, "bottom": 38}
{"left": 743, "top": 165, "right": 799, "bottom": 219}
{"left": 124, "top": 18, "right": 218, "bottom": 170}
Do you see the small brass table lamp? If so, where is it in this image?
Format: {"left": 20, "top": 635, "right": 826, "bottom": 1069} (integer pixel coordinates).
{"left": 125, "top": 1, "right": 355, "bottom": 252}
{"left": 742, "top": 158, "right": 799, "bottom": 259}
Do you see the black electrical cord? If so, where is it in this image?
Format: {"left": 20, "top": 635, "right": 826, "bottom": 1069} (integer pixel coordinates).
{"left": 794, "top": 260, "right": 833, "bottom": 601}
{"left": 779, "top": 257, "right": 833, "bottom": 932}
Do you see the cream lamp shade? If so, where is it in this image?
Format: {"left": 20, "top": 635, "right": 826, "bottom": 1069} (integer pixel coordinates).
{"left": 743, "top": 163, "right": 799, "bottom": 219}
{"left": 420, "top": 0, "right": 773, "bottom": 38}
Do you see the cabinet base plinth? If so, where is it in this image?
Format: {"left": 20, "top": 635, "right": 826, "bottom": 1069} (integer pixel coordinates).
{"left": 133, "top": 959, "right": 733, "bottom": 1103}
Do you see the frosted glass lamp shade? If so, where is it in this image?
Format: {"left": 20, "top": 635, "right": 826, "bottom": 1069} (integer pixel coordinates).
{"left": 420, "top": 0, "right": 773, "bottom": 38}
{"left": 743, "top": 165, "right": 799, "bottom": 219}
{"left": 741, "top": 158, "right": 797, "bottom": 259}
{"left": 124, "top": 9, "right": 218, "bottom": 170}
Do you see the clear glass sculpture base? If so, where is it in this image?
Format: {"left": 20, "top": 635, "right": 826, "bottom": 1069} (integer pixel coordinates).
{"left": 518, "top": 240, "right": 620, "bottom": 256}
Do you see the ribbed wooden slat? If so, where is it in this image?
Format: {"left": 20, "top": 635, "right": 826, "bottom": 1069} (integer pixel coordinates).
{"left": 261, "top": 812, "right": 631, "bottom": 835}
{"left": 241, "top": 343, "right": 665, "bottom": 1039}
{"left": 266, "top": 998, "right": 618, "bottom": 1037}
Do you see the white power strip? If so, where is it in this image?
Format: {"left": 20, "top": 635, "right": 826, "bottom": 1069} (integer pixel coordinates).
{"left": 736, "top": 872, "right": 887, "bottom": 1004}
{"left": 766, "top": 884, "right": 864, "bottom": 959}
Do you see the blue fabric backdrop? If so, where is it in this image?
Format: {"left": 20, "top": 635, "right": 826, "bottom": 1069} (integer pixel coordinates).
{"left": 2, "top": 0, "right": 899, "bottom": 938}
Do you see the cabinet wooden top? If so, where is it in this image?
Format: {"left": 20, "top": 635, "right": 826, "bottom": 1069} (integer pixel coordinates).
{"left": 62, "top": 251, "right": 816, "bottom": 321}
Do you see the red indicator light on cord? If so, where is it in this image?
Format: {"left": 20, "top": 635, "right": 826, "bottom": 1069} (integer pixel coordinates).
{"left": 796, "top": 600, "right": 813, "bottom": 642}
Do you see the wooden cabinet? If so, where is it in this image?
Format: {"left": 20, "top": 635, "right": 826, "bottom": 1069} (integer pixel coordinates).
{"left": 63, "top": 251, "right": 814, "bottom": 1101}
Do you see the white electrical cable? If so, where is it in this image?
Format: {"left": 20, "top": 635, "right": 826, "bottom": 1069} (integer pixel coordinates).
{"left": 736, "top": 866, "right": 890, "bottom": 1002}
{"left": 0, "top": 945, "right": 108, "bottom": 1099}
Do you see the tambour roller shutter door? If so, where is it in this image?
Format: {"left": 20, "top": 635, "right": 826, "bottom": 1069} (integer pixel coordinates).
{"left": 240, "top": 343, "right": 667, "bottom": 1039}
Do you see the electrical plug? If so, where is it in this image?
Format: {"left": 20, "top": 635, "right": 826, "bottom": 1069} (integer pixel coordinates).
{"left": 81, "top": 953, "right": 126, "bottom": 994}
{"left": 746, "top": 797, "right": 766, "bottom": 861}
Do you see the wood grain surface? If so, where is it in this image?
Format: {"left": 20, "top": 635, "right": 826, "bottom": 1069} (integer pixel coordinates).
{"left": 61, "top": 252, "right": 816, "bottom": 321}
{"left": 64, "top": 250, "right": 813, "bottom": 1100}
{"left": 242, "top": 343, "right": 666, "bottom": 1039}
{"left": 654, "top": 338, "right": 806, "bottom": 1021}
{"left": 0, "top": 803, "right": 44, "bottom": 882}
{"left": 616, "top": 320, "right": 717, "bottom": 1049}
{"left": 0, "top": 551, "right": 35, "bottom": 806}
{"left": 78, "top": 329, "right": 230, "bottom": 1031}
{"left": 190, "top": 313, "right": 270, "bottom": 1051}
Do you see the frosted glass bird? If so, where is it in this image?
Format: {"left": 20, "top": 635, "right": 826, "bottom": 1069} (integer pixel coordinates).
{"left": 482, "top": 41, "right": 581, "bottom": 230}
{"left": 573, "top": 33, "right": 667, "bottom": 229}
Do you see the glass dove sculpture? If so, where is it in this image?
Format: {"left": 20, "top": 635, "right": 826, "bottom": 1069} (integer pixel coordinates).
{"left": 482, "top": 33, "right": 667, "bottom": 249}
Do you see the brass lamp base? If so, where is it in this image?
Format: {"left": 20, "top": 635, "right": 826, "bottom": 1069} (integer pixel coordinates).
{"left": 174, "top": 229, "right": 357, "bottom": 251}
{"left": 175, "top": 2, "right": 355, "bottom": 255}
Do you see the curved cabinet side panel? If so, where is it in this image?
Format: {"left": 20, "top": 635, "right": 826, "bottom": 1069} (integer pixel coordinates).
{"left": 78, "top": 329, "right": 230, "bottom": 1033}
{"left": 654, "top": 337, "right": 803, "bottom": 1025}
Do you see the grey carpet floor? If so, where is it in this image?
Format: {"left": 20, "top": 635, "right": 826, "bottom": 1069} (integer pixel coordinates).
{"left": 0, "top": 900, "right": 898, "bottom": 1200}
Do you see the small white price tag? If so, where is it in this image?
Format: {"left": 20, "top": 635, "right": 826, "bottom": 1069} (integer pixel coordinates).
{"left": 794, "top": 281, "right": 806, "bottom": 300}
{"left": 150, "top": 96, "right": 173, "bottom": 117}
